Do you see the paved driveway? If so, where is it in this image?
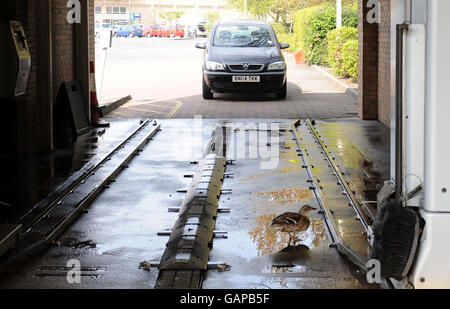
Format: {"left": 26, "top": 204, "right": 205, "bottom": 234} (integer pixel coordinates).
{"left": 98, "top": 37, "right": 358, "bottom": 120}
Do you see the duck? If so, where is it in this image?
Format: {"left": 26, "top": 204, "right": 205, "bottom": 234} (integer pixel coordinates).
{"left": 270, "top": 205, "right": 316, "bottom": 247}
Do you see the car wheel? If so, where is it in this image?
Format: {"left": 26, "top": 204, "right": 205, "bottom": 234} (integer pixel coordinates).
{"left": 202, "top": 77, "right": 213, "bottom": 100}
{"left": 275, "top": 82, "right": 287, "bottom": 100}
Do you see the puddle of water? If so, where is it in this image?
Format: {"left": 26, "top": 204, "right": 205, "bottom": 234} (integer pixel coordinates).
{"left": 249, "top": 216, "right": 327, "bottom": 257}
{"left": 240, "top": 153, "right": 302, "bottom": 182}
{"left": 255, "top": 188, "right": 313, "bottom": 205}
{"left": 59, "top": 237, "right": 97, "bottom": 249}
{"left": 317, "top": 122, "right": 383, "bottom": 207}
{"left": 263, "top": 264, "right": 307, "bottom": 274}
{"left": 248, "top": 214, "right": 289, "bottom": 256}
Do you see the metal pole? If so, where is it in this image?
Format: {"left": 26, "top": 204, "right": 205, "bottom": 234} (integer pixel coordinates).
{"left": 395, "top": 23, "right": 409, "bottom": 202}
{"left": 129, "top": 0, "right": 132, "bottom": 24}
{"left": 336, "top": 0, "right": 342, "bottom": 28}
{"left": 244, "top": 0, "right": 247, "bottom": 18}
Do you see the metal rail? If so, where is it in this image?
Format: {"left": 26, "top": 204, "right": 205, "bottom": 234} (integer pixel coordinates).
{"left": 305, "top": 120, "right": 374, "bottom": 237}
{"left": 0, "top": 120, "right": 161, "bottom": 273}
{"left": 291, "top": 120, "right": 369, "bottom": 271}
{"left": 19, "top": 119, "right": 159, "bottom": 230}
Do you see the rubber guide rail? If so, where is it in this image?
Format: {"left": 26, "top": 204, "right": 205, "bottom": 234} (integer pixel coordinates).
{"left": 155, "top": 125, "right": 231, "bottom": 289}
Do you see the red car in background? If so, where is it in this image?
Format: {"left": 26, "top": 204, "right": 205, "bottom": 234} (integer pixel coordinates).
{"left": 142, "top": 25, "right": 154, "bottom": 37}
{"left": 143, "top": 25, "right": 159, "bottom": 37}
{"left": 142, "top": 24, "right": 170, "bottom": 37}
{"left": 171, "top": 25, "right": 185, "bottom": 38}
{"left": 158, "top": 25, "right": 171, "bottom": 37}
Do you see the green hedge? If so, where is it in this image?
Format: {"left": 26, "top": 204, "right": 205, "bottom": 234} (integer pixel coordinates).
{"left": 272, "top": 22, "right": 288, "bottom": 35}
{"left": 327, "top": 27, "right": 358, "bottom": 76}
{"left": 293, "top": 4, "right": 358, "bottom": 66}
{"left": 342, "top": 5, "right": 358, "bottom": 28}
{"left": 294, "top": 5, "right": 335, "bottom": 65}
{"left": 276, "top": 33, "right": 299, "bottom": 52}
{"left": 342, "top": 39, "right": 358, "bottom": 79}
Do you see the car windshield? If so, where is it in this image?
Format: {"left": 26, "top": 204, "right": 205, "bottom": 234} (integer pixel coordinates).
{"left": 214, "top": 24, "right": 275, "bottom": 47}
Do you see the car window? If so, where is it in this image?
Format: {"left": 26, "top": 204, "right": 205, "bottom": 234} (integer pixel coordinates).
{"left": 214, "top": 24, "right": 275, "bottom": 47}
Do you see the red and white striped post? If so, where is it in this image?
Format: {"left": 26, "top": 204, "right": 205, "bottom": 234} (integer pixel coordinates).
{"left": 90, "top": 61, "right": 109, "bottom": 128}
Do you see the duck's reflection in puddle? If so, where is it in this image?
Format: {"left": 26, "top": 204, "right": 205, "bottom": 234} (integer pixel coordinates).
{"left": 249, "top": 215, "right": 328, "bottom": 278}
{"left": 249, "top": 216, "right": 328, "bottom": 256}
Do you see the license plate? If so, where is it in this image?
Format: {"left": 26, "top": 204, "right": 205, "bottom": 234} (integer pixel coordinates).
{"left": 232, "top": 76, "right": 260, "bottom": 83}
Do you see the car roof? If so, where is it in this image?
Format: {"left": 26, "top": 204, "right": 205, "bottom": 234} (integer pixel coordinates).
{"left": 217, "top": 19, "right": 271, "bottom": 27}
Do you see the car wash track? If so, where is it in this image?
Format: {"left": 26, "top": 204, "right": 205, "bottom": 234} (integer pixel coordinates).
{"left": 0, "top": 118, "right": 389, "bottom": 289}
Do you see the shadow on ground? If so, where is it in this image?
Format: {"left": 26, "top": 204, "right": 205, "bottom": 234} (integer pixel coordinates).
{"left": 106, "top": 82, "right": 359, "bottom": 119}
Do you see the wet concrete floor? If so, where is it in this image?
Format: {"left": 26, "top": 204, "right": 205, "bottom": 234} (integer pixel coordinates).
{"left": 1, "top": 120, "right": 146, "bottom": 224}
{"left": 0, "top": 118, "right": 389, "bottom": 289}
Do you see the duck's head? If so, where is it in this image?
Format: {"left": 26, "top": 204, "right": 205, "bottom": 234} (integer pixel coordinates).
{"left": 299, "top": 205, "right": 316, "bottom": 215}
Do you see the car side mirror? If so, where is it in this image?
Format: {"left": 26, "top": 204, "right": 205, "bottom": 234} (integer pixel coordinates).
{"left": 195, "top": 42, "right": 207, "bottom": 49}
{"left": 279, "top": 42, "right": 290, "bottom": 50}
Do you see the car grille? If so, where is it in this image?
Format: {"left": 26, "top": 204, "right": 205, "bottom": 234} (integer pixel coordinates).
{"left": 227, "top": 64, "right": 265, "bottom": 72}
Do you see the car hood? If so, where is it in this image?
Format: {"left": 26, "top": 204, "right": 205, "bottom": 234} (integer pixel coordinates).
{"left": 210, "top": 46, "right": 282, "bottom": 64}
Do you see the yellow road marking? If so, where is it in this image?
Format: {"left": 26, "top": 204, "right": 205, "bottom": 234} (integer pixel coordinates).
{"left": 110, "top": 98, "right": 184, "bottom": 118}
{"left": 122, "top": 106, "right": 168, "bottom": 115}
{"left": 141, "top": 103, "right": 176, "bottom": 110}
{"left": 109, "top": 110, "right": 131, "bottom": 117}
{"left": 165, "top": 99, "right": 183, "bottom": 118}
{"left": 126, "top": 99, "right": 160, "bottom": 107}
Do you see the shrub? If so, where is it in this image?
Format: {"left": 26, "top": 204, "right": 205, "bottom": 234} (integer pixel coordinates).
{"left": 271, "top": 22, "right": 288, "bottom": 35}
{"left": 327, "top": 27, "right": 358, "bottom": 76}
{"left": 276, "top": 33, "right": 299, "bottom": 52}
{"left": 342, "top": 39, "right": 358, "bottom": 79}
{"left": 301, "top": 5, "right": 336, "bottom": 65}
{"left": 293, "top": 4, "right": 358, "bottom": 65}
{"left": 293, "top": 6, "right": 316, "bottom": 51}
{"left": 342, "top": 5, "right": 358, "bottom": 28}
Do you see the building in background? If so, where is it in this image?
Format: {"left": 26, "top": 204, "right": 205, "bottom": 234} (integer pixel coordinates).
{"left": 94, "top": 0, "right": 237, "bottom": 26}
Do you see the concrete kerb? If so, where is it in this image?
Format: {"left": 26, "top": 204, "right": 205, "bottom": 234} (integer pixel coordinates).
{"left": 311, "top": 65, "right": 359, "bottom": 101}
{"left": 98, "top": 95, "right": 132, "bottom": 117}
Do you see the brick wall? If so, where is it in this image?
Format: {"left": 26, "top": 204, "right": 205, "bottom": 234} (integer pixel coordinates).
{"left": 378, "top": 0, "right": 391, "bottom": 127}
{"left": 358, "top": 0, "right": 379, "bottom": 120}
{"left": 0, "top": 1, "right": 88, "bottom": 157}
{"left": 51, "top": 0, "right": 75, "bottom": 100}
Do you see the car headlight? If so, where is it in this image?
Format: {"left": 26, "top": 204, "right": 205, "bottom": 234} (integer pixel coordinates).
{"left": 267, "top": 61, "right": 286, "bottom": 71}
{"left": 206, "top": 61, "right": 225, "bottom": 71}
